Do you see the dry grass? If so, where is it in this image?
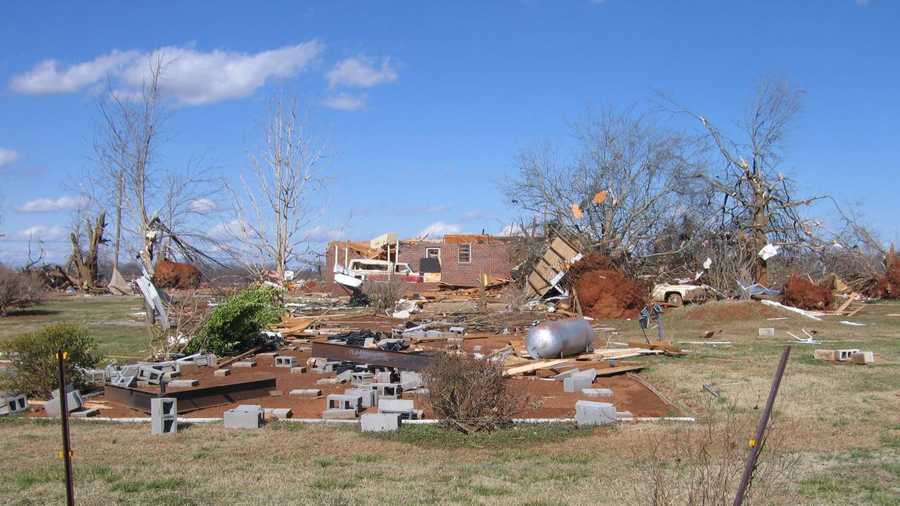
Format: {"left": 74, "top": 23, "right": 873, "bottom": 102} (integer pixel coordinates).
{"left": 0, "top": 299, "right": 897, "bottom": 504}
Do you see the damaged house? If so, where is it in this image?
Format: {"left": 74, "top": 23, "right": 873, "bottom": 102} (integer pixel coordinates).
{"left": 325, "top": 233, "right": 514, "bottom": 288}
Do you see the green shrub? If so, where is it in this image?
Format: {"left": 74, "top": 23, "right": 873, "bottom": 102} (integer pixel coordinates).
{"left": 0, "top": 324, "right": 102, "bottom": 398}
{"left": 185, "top": 285, "right": 282, "bottom": 356}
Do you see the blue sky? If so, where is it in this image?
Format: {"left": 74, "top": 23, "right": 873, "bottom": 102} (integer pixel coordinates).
{"left": 1, "top": 0, "right": 898, "bottom": 264}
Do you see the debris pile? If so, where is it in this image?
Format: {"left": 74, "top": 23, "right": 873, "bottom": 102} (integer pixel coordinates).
{"left": 568, "top": 253, "right": 649, "bottom": 319}
{"left": 782, "top": 274, "right": 833, "bottom": 310}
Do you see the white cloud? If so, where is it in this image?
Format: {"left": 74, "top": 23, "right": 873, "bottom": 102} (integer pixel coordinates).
{"left": 323, "top": 93, "right": 366, "bottom": 111}
{"left": 17, "top": 195, "right": 88, "bottom": 213}
{"left": 419, "top": 221, "right": 462, "bottom": 238}
{"left": 18, "top": 225, "right": 68, "bottom": 241}
{"left": 306, "top": 225, "right": 344, "bottom": 242}
{"left": 10, "top": 42, "right": 324, "bottom": 106}
{"left": 327, "top": 56, "right": 397, "bottom": 88}
{"left": 0, "top": 148, "right": 20, "bottom": 168}
{"left": 9, "top": 50, "right": 137, "bottom": 94}
{"left": 188, "top": 198, "right": 216, "bottom": 213}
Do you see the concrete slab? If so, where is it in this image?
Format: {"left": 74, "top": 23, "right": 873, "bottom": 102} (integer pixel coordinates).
{"left": 224, "top": 405, "right": 263, "bottom": 429}
{"left": 214, "top": 369, "right": 231, "bottom": 377}
{"left": 167, "top": 379, "right": 199, "bottom": 388}
{"left": 360, "top": 412, "right": 401, "bottom": 432}
{"left": 575, "top": 400, "right": 617, "bottom": 426}
{"left": 233, "top": 360, "right": 257, "bottom": 368}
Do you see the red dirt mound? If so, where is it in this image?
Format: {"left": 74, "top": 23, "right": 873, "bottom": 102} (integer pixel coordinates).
{"left": 874, "top": 247, "right": 900, "bottom": 299}
{"left": 153, "top": 260, "right": 201, "bottom": 289}
{"left": 568, "top": 253, "right": 649, "bottom": 319}
{"left": 782, "top": 274, "right": 832, "bottom": 310}
{"left": 681, "top": 300, "right": 783, "bottom": 321}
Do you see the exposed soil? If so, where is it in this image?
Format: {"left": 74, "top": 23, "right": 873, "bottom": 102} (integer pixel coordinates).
{"left": 153, "top": 260, "right": 201, "bottom": 289}
{"left": 782, "top": 273, "right": 832, "bottom": 310}
{"left": 63, "top": 335, "right": 669, "bottom": 420}
{"left": 568, "top": 253, "right": 649, "bottom": 319}
{"left": 678, "top": 300, "right": 784, "bottom": 322}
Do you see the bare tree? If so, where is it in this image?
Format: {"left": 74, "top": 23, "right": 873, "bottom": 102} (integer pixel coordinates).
{"left": 93, "top": 56, "right": 223, "bottom": 277}
{"left": 672, "top": 79, "right": 828, "bottom": 286}
{"left": 227, "top": 94, "right": 325, "bottom": 280}
{"left": 505, "top": 107, "right": 698, "bottom": 261}
{"left": 92, "top": 57, "right": 164, "bottom": 275}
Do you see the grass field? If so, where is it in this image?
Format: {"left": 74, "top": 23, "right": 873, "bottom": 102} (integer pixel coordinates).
{"left": 0, "top": 298, "right": 898, "bottom": 504}
{"left": 0, "top": 296, "right": 150, "bottom": 360}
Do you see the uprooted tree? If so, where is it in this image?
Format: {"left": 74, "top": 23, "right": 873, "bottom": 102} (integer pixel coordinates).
{"left": 505, "top": 107, "right": 698, "bottom": 263}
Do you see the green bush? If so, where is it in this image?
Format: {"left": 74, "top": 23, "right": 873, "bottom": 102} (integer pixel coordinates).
{"left": 185, "top": 285, "right": 282, "bottom": 356}
{"left": 0, "top": 324, "right": 102, "bottom": 398}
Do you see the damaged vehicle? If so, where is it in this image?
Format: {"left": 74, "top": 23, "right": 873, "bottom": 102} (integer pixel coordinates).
{"left": 650, "top": 283, "right": 710, "bottom": 307}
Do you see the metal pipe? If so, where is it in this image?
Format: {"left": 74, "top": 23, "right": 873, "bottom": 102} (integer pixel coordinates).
{"left": 525, "top": 318, "right": 595, "bottom": 359}
{"left": 733, "top": 346, "right": 791, "bottom": 506}
{"left": 57, "top": 351, "right": 75, "bottom": 506}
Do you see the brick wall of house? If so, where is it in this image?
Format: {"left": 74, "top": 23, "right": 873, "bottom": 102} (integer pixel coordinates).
{"left": 324, "top": 236, "right": 513, "bottom": 287}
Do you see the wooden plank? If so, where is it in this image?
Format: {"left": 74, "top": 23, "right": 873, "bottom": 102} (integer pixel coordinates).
{"left": 503, "top": 358, "right": 571, "bottom": 377}
{"left": 217, "top": 344, "right": 266, "bottom": 369}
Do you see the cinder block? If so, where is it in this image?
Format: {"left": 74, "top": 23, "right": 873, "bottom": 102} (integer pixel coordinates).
{"left": 582, "top": 388, "right": 613, "bottom": 398}
{"left": 564, "top": 369, "right": 597, "bottom": 393}
{"left": 151, "top": 398, "right": 177, "bottom": 434}
{"left": 400, "top": 371, "right": 423, "bottom": 391}
{"left": 264, "top": 407, "right": 293, "bottom": 419}
{"left": 351, "top": 372, "right": 374, "bottom": 385}
{"left": 374, "top": 371, "right": 393, "bottom": 383}
{"left": 224, "top": 405, "right": 263, "bottom": 429}
{"left": 345, "top": 388, "right": 377, "bottom": 408}
{"left": 233, "top": 360, "right": 257, "bottom": 368}
{"left": 257, "top": 352, "right": 278, "bottom": 358}
{"left": 335, "top": 370, "right": 353, "bottom": 383}
{"left": 289, "top": 389, "right": 322, "bottom": 397}
{"left": 316, "top": 378, "right": 339, "bottom": 385}
{"left": 290, "top": 366, "right": 307, "bottom": 375}
{"left": 835, "top": 349, "right": 861, "bottom": 362}
{"left": 758, "top": 328, "right": 775, "bottom": 337}
{"left": 370, "top": 383, "right": 402, "bottom": 399}
{"left": 575, "top": 400, "right": 617, "bottom": 426}
{"left": 214, "top": 368, "right": 231, "bottom": 377}
{"left": 322, "top": 408, "right": 357, "bottom": 420}
{"left": 275, "top": 356, "right": 296, "bottom": 368}
{"left": 167, "top": 379, "right": 198, "bottom": 388}
{"left": 360, "top": 412, "right": 401, "bottom": 432}
{"left": 814, "top": 349, "right": 836, "bottom": 361}
{"left": 378, "top": 398, "right": 414, "bottom": 415}
{"left": 327, "top": 394, "right": 362, "bottom": 412}
{"left": 44, "top": 390, "right": 83, "bottom": 417}
{"left": 851, "top": 351, "right": 874, "bottom": 364}
{"left": 0, "top": 394, "right": 28, "bottom": 416}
